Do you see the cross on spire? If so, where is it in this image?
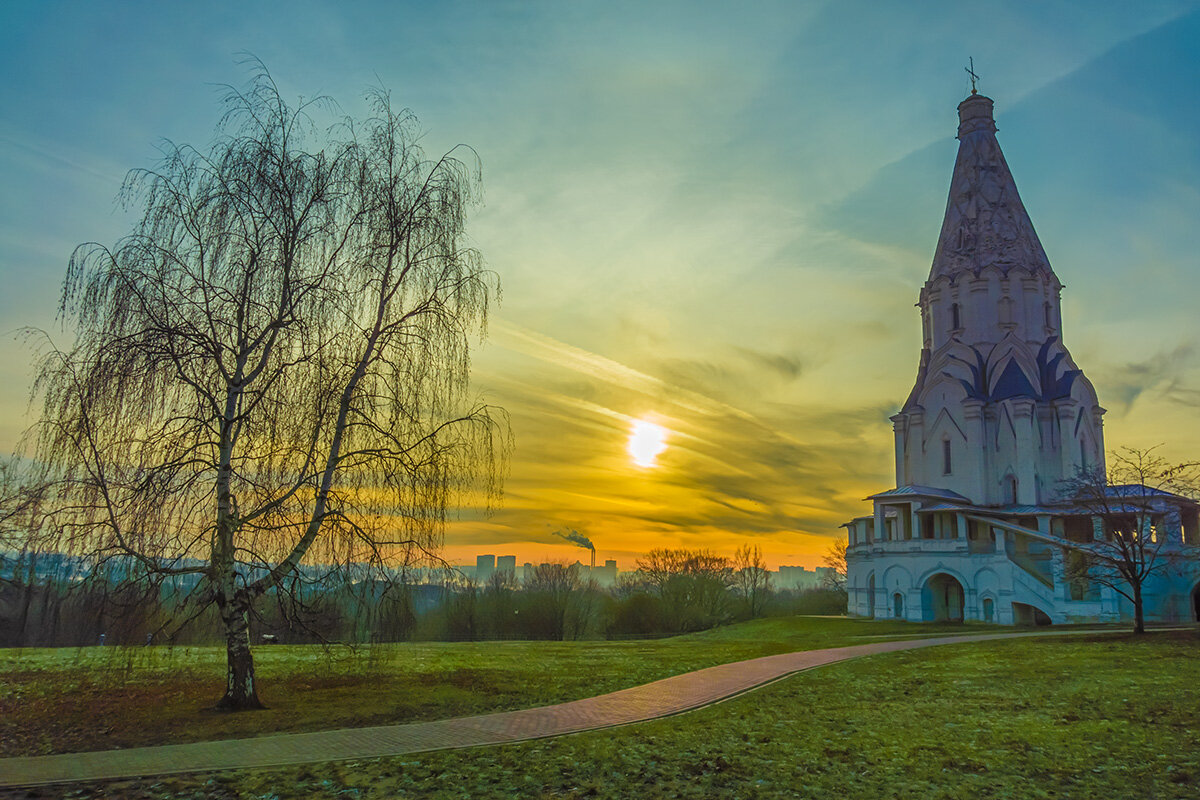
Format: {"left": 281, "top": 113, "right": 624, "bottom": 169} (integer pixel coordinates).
{"left": 965, "top": 57, "right": 980, "bottom": 95}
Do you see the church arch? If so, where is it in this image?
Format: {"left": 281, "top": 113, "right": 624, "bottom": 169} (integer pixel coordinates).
{"left": 883, "top": 564, "right": 913, "bottom": 593}
{"left": 928, "top": 407, "right": 968, "bottom": 443}
{"left": 973, "top": 567, "right": 1000, "bottom": 598}
{"left": 922, "top": 572, "right": 965, "bottom": 622}
{"left": 1002, "top": 473, "right": 1019, "bottom": 505}
{"left": 1012, "top": 602, "right": 1052, "bottom": 626}
{"left": 915, "top": 564, "right": 970, "bottom": 589}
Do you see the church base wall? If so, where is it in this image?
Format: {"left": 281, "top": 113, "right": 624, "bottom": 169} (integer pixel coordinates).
{"left": 847, "top": 547, "right": 1200, "bottom": 626}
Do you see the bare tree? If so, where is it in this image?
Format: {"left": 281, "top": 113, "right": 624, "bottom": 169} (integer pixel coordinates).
{"left": 482, "top": 566, "right": 519, "bottom": 638}
{"left": 1061, "top": 447, "right": 1198, "bottom": 634}
{"left": 821, "top": 537, "right": 848, "bottom": 592}
{"left": 636, "top": 548, "right": 732, "bottom": 631}
{"left": 27, "top": 64, "right": 505, "bottom": 709}
{"left": 732, "top": 543, "right": 771, "bottom": 619}
{"left": 522, "top": 562, "right": 583, "bottom": 640}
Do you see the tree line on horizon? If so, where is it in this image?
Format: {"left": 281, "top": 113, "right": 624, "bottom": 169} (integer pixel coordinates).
{"left": 0, "top": 544, "right": 848, "bottom": 647}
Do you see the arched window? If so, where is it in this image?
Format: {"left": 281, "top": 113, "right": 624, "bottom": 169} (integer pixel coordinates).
{"left": 1044, "top": 302, "right": 1054, "bottom": 329}
{"left": 1004, "top": 475, "right": 1018, "bottom": 505}
{"left": 983, "top": 597, "right": 995, "bottom": 623}
{"left": 951, "top": 303, "right": 961, "bottom": 330}
{"left": 942, "top": 439, "right": 952, "bottom": 475}
{"left": 893, "top": 592, "right": 904, "bottom": 618}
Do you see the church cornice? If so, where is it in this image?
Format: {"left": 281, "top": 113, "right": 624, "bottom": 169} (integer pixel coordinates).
{"left": 922, "top": 265, "right": 1062, "bottom": 293}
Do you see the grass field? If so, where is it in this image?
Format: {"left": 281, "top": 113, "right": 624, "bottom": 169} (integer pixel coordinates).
{"left": 0, "top": 616, "right": 981, "bottom": 757}
{"left": 4, "top": 621, "right": 1196, "bottom": 799}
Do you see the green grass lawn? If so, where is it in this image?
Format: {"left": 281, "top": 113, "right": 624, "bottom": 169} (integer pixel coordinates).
{"left": 0, "top": 616, "right": 986, "bottom": 757}
{"left": 14, "top": 628, "right": 1194, "bottom": 800}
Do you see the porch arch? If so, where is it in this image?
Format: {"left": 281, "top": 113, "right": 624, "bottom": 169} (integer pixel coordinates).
{"left": 922, "top": 572, "right": 965, "bottom": 622}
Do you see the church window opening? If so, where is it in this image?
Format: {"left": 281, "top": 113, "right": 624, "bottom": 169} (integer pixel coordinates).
{"left": 951, "top": 303, "right": 961, "bottom": 330}
{"left": 1183, "top": 511, "right": 1199, "bottom": 546}
{"left": 1104, "top": 515, "right": 1137, "bottom": 541}
{"left": 893, "top": 593, "right": 904, "bottom": 618}
{"left": 1044, "top": 302, "right": 1054, "bottom": 329}
{"left": 1062, "top": 517, "right": 1091, "bottom": 543}
{"left": 1004, "top": 475, "right": 1018, "bottom": 505}
{"left": 983, "top": 597, "right": 995, "bottom": 623}
{"left": 942, "top": 439, "right": 952, "bottom": 475}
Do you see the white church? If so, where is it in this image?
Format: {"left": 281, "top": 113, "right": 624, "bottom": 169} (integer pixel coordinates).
{"left": 844, "top": 90, "right": 1200, "bottom": 625}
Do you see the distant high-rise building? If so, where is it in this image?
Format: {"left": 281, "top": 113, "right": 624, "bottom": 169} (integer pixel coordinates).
{"left": 591, "top": 559, "right": 618, "bottom": 586}
{"left": 777, "top": 565, "right": 819, "bottom": 591}
{"left": 475, "top": 554, "right": 495, "bottom": 584}
{"left": 496, "top": 555, "right": 517, "bottom": 580}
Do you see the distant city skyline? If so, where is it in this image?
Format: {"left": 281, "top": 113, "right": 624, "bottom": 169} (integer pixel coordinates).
{"left": 3, "top": 2, "right": 1199, "bottom": 571}
{"left": 458, "top": 550, "right": 832, "bottom": 592}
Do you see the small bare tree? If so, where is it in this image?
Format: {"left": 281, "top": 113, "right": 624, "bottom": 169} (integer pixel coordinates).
{"left": 1061, "top": 447, "right": 1198, "bottom": 634}
{"left": 27, "top": 63, "right": 505, "bottom": 709}
{"left": 732, "top": 544, "right": 771, "bottom": 619}
{"left": 482, "top": 566, "right": 519, "bottom": 638}
{"left": 821, "top": 537, "right": 848, "bottom": 592}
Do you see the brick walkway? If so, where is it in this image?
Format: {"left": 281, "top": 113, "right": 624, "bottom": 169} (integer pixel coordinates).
{"left": 0, "top": 630, "right": 1095, "bottom": 788}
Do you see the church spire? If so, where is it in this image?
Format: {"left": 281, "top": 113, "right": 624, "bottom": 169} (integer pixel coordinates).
{"left": 928, "top": 93, "right": 1056, "bottom": 282}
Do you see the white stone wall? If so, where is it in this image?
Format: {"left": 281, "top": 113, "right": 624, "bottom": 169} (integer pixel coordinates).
{"left": 894, "top": 264, "right": 1105, "bottom": 506}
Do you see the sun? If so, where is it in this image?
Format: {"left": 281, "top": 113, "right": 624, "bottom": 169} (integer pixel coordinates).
{"left": 628, "top": 419, "right": 668, "bottom": 468}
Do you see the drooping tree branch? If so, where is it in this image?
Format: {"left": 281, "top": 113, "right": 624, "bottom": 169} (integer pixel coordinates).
{"left": 24, "top": 63, "right": 508, "bottom": 707}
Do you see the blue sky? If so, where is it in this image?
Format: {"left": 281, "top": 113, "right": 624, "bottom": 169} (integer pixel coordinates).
{"left": 2, "top": 1, "right": 1198, "bottom": 567}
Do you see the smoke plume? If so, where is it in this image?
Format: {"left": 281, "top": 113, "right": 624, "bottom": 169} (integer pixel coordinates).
{"left": 551, "top": 528, "right": 595, "bottom": 551}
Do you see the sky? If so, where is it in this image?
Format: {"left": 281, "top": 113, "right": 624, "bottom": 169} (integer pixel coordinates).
{"left": 2, "top": 1, "right": 1199, "bottom": 570}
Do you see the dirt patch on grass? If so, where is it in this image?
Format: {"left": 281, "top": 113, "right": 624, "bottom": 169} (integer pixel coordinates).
{"left": 0, "top": 673, "right": 223, "bottom": 757}
{"left": 0, "top": 663, "right": 533, "bottom": 757}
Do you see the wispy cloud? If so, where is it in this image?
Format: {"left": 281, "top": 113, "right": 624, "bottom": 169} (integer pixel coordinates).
{"left": 4, "top": 2, "right": 1199, "bottom": 570}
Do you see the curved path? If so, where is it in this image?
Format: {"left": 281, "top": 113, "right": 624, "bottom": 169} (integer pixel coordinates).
{"left": 0, "top": 630, "right": 1105, "bottom": 788}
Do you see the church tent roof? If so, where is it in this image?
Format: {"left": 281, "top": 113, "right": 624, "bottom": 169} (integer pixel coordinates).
{"left": 928, "top": 93, "right": 1057, "bottom": 283}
